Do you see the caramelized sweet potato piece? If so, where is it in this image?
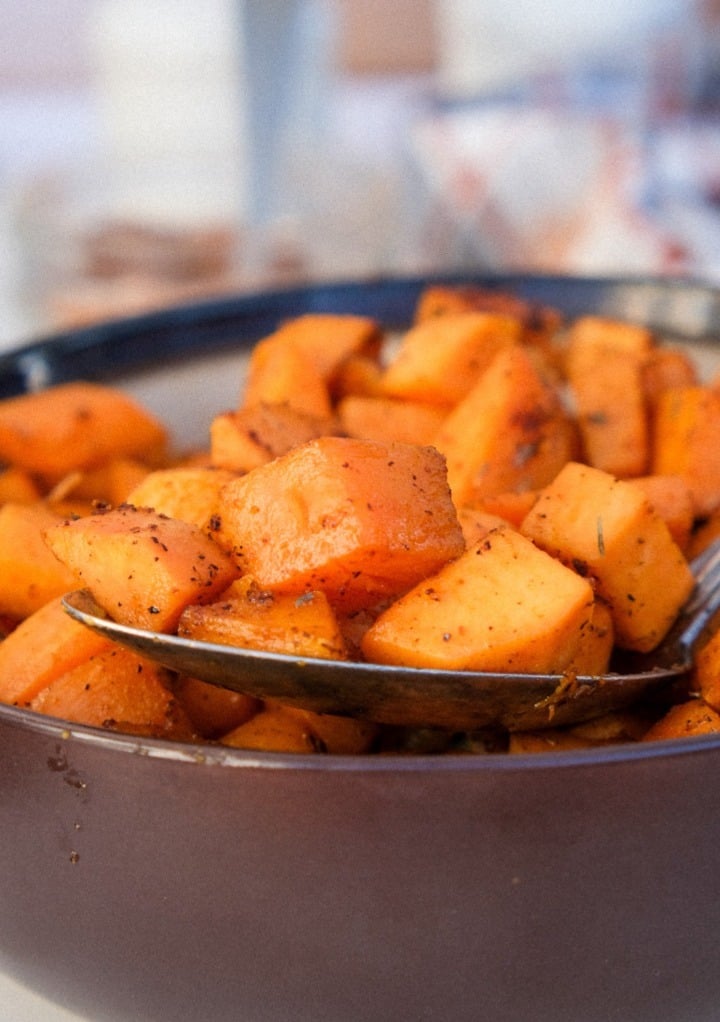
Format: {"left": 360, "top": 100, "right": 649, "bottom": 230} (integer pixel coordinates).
{"left": 0, "top": 467, "right": 41, "bottom": 504}
{"left": 642, "top": 346, "right": 698, "bottom": 404}
{"left": 565, "top": 316, "right": 654, "bottom": 478}
{"left": 220, "top": 704, "right": 322, "bottom": 753}
{"left": 520, "top": 461, "right": 694, "bottom": 652}
{"left": 562, "top": 597, "right": 614, "bottom": 676}
{"left": 44, "top": 504, "right": 239, "bottom": 632}
{"left": 242, "top": 334, "right": 332, "bottom": 417}
{"left": 51, "top": 457, "right": 151, "bottom": 508}
{"left": 0, "top": 595, "right": 113, "bottom": 706}
{"left": 337, "top": 395, "right": 448, "bottom": 446}
{"left": 456, "top": 507, "right": 511, "bottom": 548}
{"left": 434, "top": 345, "right": 574, "bottom": 506}
{"left": 0, "top": 503, "right": 78, "bottom": 619}
{"left": 220, "top": 703, "right": 377, "bottom": 754}
{"left": 0, "top": 381, "right": 167, "bottom": 483}
{"left": 211, "top": 436, "right": 464, "bottom": 611}
{"left": 242, "top": 315, "right": 380, "bottom": 417}
{"left": 510, "top": 709, "right": 648, "bottom": 752}
{"left": 687, "top": 511, "right": 720, "bottom": 560}
{"left": 469, "top": 490, "right": 539, "bottom": 529}
{"left": 379, "top": 311, "right": 522, "bottom": 406}
{"left": 508, "top": 730, "right": 596, "bottom": 754}
{"left": 361, "top": 525, "right": 594, "bottom": 674}
{"left": 178, "top": 576, "right": 348, "bottom": 660}
{"left": 30, "top": 646, "right": 191, "bottom": 737}
{"left": 275, "top": 705, "right": 378, "bottom": 754}
{"left": 641, "top": 699, "right": 720, "bottom": 742}
{"left": 628, "top": 474, "right": 694, "bottom": 551}
{"left": 270, "top": 313, "right": 382, "bottom": 385}
{"left": 173, "top": 676, "right": 260, "bottom": 739}
{"left": 414, "top": 284, "right": 563, "bottom": 348}
{"left": 126, "top": 465, "right": 238, "bottom": 527}
{"left": 209, "top": 404, "right": 334, "bottom": 473}
{"left": 692, "top": 628, "right": 720, "bottom": 713}
{"left": 330, "top": 353, "right": 384, "bottom": 400}
{"left": 651, "top": 386, "right": 720, "bottom": 516}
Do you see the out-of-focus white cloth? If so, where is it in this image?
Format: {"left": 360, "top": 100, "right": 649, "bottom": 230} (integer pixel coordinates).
{"left": 434, "top": 0, "right": 699, "bottom": 98}
{"left": 410, "top": 102, "right": 720, "bottom": 279}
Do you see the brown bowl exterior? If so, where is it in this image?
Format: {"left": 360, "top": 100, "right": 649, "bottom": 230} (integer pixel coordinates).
{"left": 2, "top": 274, "right": 720, "bottom": 1021}
{"left": 1, "top": 709, "right": 720, "bottom": 1022}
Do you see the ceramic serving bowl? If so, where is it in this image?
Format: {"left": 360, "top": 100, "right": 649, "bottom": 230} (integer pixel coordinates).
{"left": 1, "top": 274, "right": 720, "bottom": 1022}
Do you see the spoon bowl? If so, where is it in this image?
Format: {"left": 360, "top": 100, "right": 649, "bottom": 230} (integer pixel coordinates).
{"left": 62, "top": 539, "right": 720, "bottom": 731}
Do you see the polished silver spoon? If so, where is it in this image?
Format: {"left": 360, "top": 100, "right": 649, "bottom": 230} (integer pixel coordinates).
{"left": 62, "top": 539, "right": 720, "bottom": 732}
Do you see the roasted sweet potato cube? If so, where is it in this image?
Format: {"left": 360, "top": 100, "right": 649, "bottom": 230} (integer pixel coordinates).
{"left": 379, "top": 311, "right": 521, "bottom": 406}
{"left": 361, "top": 525, "right": 595, "bottom": 673}
{"left": 126, "top": 465, "right": 238, "bottom": 527}
{"left": 687, "top": 511, "right": 720, "bottom": 560}
{"left": 0, "top": 381, "right": 167, "bottom": 482}
{"left": 30, "top": 645, "right": 192, "bottom": 737}
{"left": 220, "top": 704, "right": 323, "bottom": 753}
{"left": 434, "top": 345, "right": 574, "bottom": 506}
{"left": 692, "top": 628, "right": 720, "bottom": 713}
{"left": 628, "top": 474, "right": 694, "bottom": 551}
{"left": 271, "top": 313, "right": 382, "bottom": 382}
{"left": 508, "top": 730, "right": 596, "bottom": 754}
{"left": 0, "top": 467, "right": 41, "bottom": 504}
{"left": 275, "top": 705, "right": 378, "bottom": 754}
{"left": 569, "top": 709, "right": 651, "bottom": 743}
{"left": 563, "top": 597, "right": 614, "bottom": 676}
{"left": 0, "top": 503, "right": 78, "bottom": 619}
{"left": 642, "top": 346, "right": 698, "bottom": 404}
{"left": 510, "top": 708, "right": 647, "bottom": 752}
{"left": 173, "top": 676, "right": 260, "bottom": 739}
{"left": 337, "top": 395, "right": 448, "bottom": 446}
{"left": 331, "top": 354, "right": 384, "bottom": 400}
{"left": 44, "top": 504, "right": 239, "bottom": 632}
{"left": 209, "top": 404, "right": 334, "bottom": 473}
{"left": 651, "top": 386, "right": 720, "bottom": 516}
{"left": 178, "top": 576, "right": 348, "bottom": 660}
{"left": 53, "top": 457, "right": 152, "bottom": 507}
{"left": 220, "top": 703, "right": 377, "bottom": 754}
{"left": 469, "top": 490, "right": 539, "bottom": 529}
{"left": 242, "top": 334, "right": 332, "bottom": 417}
{"left": 641, "top": 699, "right": 720, "bottom": 742}
{"left": 413, "top": 284, "right": 563, "bottom": 349}
{"left": 520, "top": 461, "right": 693, "bottom": 652}
{"left": 456, "top": 507, "right": 511, "bottom": 548}
{"left": 211, "top": 436, "right": 465, "bottom": 611}
{"left": 566, "top": 315, "right": 654, "bottom": 478}
{"left": 0, "top": 594, "right": 113, "bottom": 706}
{"left": 242, "top": 314, "right": 380, "bottom": 415}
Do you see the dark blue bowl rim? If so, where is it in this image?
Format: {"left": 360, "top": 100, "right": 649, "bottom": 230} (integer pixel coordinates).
{"left": 3, "top": 270, "right": 720, "bottom": 394}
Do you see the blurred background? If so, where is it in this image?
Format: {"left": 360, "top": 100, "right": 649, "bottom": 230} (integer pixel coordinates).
{"left": 0, "top": 0, "right": 718, "bottom": 347}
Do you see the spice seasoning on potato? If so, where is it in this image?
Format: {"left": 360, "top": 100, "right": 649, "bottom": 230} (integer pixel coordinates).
{"left": 178, "top": 577, "right": 348, "bottom": 661}
{"left": 520, "top": 461, "right": 694, "bottom": 653}
{"left": 361, "top": 525, "right": 595, "bottom": 674}
{"left": 44, "top": 504, "right": 239, "bottom": 632}
{"left": 30, "top": 645, "right": 192, "bottom": 739}
{"left": 211, "top": 436, "right": 465, "bottom": 611}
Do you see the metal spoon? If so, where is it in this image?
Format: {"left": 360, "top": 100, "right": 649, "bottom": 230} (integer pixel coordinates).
{"left": 62, "top": 540, "right": 720, "bottom": 732}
